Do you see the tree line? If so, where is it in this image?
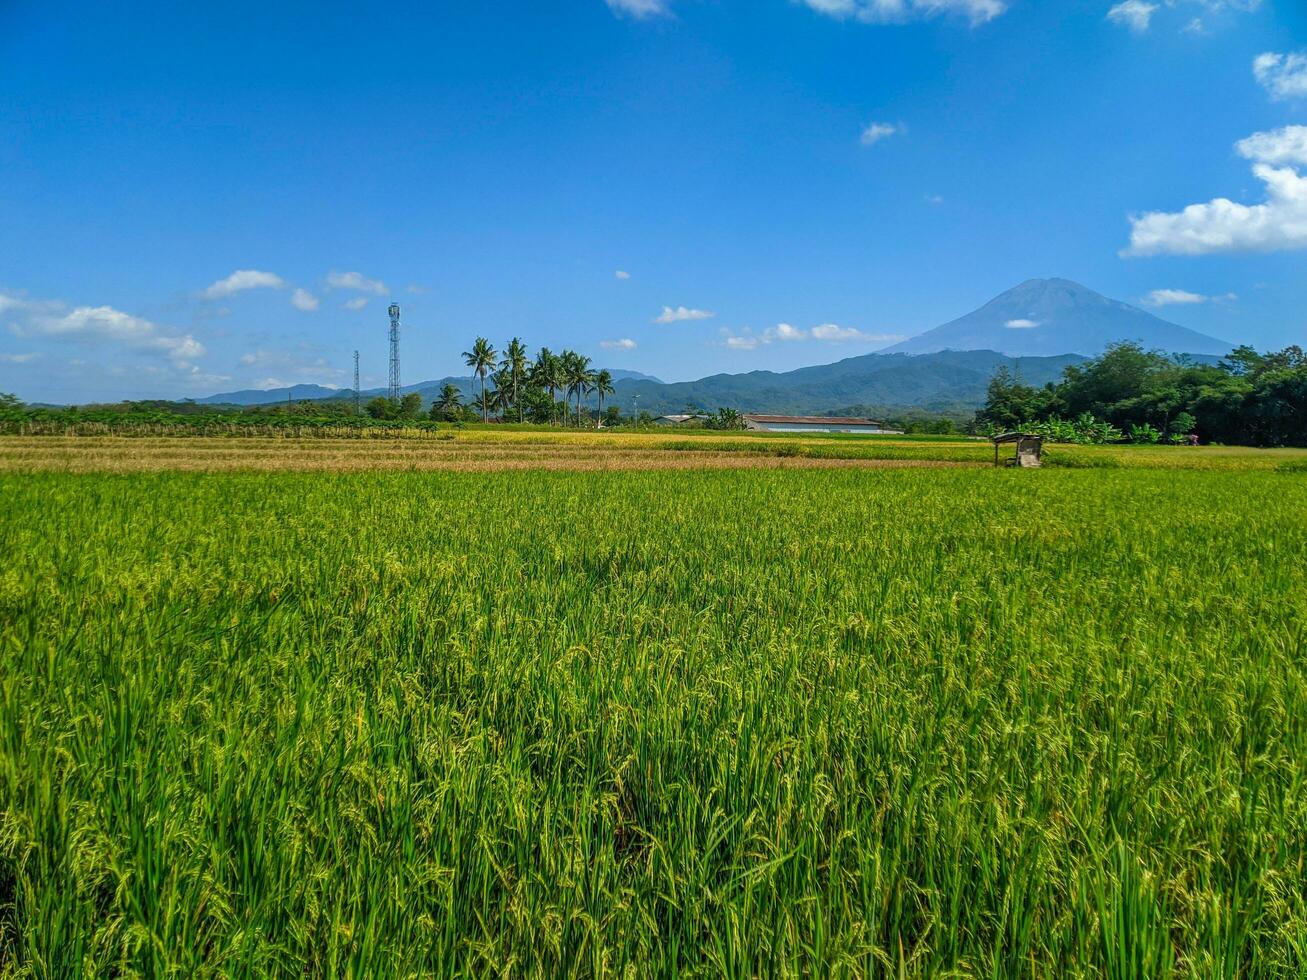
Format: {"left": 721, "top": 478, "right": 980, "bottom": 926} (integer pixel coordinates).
{"left": 366, "top": 339, "right": 620, "bottom": 426}
{"left": 976, "top": 343, "right": 1307, "bottom": 446}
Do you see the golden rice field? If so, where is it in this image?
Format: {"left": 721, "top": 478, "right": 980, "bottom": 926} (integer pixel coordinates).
{"left": 1, "top": 430, "right": 1306, "bottom": 472}
{"left": 1, "top": 432, "right": 1304, "bottom": 976}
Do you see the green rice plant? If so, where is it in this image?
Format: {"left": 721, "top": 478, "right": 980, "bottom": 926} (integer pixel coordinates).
{"left": 0, "top": 468, "right": 1304, "bottom": 976}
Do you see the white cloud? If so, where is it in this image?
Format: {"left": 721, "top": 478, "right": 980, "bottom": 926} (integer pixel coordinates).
{"left": 798, "top": 0, "right": 1007, "bottom": 26}
{"left": 0, "top": 293, "right": 31, "bottom": 315}
{"left": 1005, "top": 318, "right": 1041, "bottom": 329}
{"left": 600, "top": 338, "right": 638, "bottom": 349}
{"left": 202, "top": 269, "right": 284, "bottom": 300}
{"left": 22, "top": 304, "right": 204, "bottom": 365}
{"left": 655, "top": 305, "right": 715, "bottom": 323}
{"left": 326, "top": 271, "right": 388, "bottom": 295}
{"left": 1143, "top": 288, "right": 1206, "bottom": 306}
{"left": 1107, "top": 1, "right": 1158, "bottom": 33}
{"left": 240, "top": 348, "right": 347, "bottom": 384}
{"left": 721, "top": 322, "right": 903, "bottom": 349}
{"left": 605, "top": 0, "right": 671, "bottom": 16}
{"left": 768, "top": 322, "right": 807, "bottom": 341}
{"left": 615, "top": 270, "right": 632, "bottom": 280}
{"left": 344, "top": 297, "right": 370, "bottom": 311}
{"left": 1143, "top": 288, "right": 1236, "bottom": 306}
{"left": 1254, "top": 52, "right": 1307, "bottom": 100}
{"left": 1109, "top": 0, "right": 1261, "bottom": 35}
{"left": 811, "top": 323, "right": 901, "bottom": 342}
{"left": 291, "top": 288, "right": 320, "bottom": 312}
{"left": 860, "top": 122, "right": 900, "bottom": 146}
{"left": 406, "top": 284, "right": 428, "bottom": 295}
{"left": 0, "top": 352, "right": 37, "bottom": 363}
{"left": 1235, "top": 127, "right": 1307, "bottom": 166}
{"left": 925, "top": 194, "right": 945, "bottom": 205}
{"left": 1125, "top": 126, "right": 1307, "bottom": 256}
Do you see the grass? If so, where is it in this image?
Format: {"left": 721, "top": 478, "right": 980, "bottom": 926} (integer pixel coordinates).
{"left": 0, "top": 444, "right": 1305, "bottom": 975}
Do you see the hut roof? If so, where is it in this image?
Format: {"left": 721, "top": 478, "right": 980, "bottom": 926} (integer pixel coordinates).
{"left": 991, "top": 431, "right": 1043, "bottom": 444}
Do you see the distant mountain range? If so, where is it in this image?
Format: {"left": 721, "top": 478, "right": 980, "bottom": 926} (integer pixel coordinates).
{"left": 607, "top": 350, "right": 1084, "bottom": 416}
{"left": 198, "top": 369, "right": 664, "bottom": 407}
{"left": 197, "top": 279, "right": 1234, "bottom": 416}
{"left": 885, "top": 278, "right": 1230, "bottom": 357}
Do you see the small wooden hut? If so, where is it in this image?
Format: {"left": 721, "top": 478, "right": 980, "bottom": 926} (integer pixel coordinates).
{"left": 991, "top": 432, "right": 1044, "bottom": 468}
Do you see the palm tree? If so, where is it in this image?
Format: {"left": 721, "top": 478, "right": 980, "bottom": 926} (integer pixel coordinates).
{"left": 593, "top": 369, "right": 614, "bottom": 425}
{"left": 462, "top": 337, "right": 497, "bottom": 423}
{"left": 433, "top": 383, "right": 462, "bottom": 420}
{"left": 488, "top": 368, "right": 513, "bottom": 420}
{"left": 501, "top": 338, "right": 528, "bottom": 423}
{"left": 563, "top": 351, "right": 593, "bottom": 427}
{"left": 531, "top": 348, "right": 557, "bottom": 424}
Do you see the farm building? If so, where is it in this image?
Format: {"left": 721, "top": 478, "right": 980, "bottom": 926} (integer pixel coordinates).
{"left": 653, "top": 414, "right": 711, "bottom": 426}
{"left": 743, "top": 415, "right": 902, "bottom": 435}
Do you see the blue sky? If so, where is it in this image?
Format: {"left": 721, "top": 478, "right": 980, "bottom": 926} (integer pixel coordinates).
{"left": 2, "top": 0, "right": 1306, "bottom": 402}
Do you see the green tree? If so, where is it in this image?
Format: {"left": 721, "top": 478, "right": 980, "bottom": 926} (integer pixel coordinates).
{"left": 463, "top": 337, "right": 498, "bottom": 423}
{"left": 501, "top": 338, "right": 528, "bottom": 423}
{"left": 975, "top": 367, "right": 1055, "bottom": 430}
{"left": 531, "top": 348, "right": 563, "bottom": 425}
{"left": 561, "top": 350, "right": 593, "bottom": 427}
{"left": 430, "top": 383, "right": 463, "bottom": 421}
{"left": 488, "top": 368, "right": 513, "bottom": 420}
{"left": 1059, "top": 342, "right": 1172, "bottom": 422}
{"left": 592, "top": 369, "right": 614, "bottom": 424}
{"left": 706, "top": 407, "right": 746, "bottom": 430}
{"left": 365, "top": 396, "right": 398, "bottom": 420}
{"left": 399, "top": 392, "right": 423, "bottom": 419}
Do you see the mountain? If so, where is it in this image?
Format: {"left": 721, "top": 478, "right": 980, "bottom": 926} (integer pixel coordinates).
{"left": 194, "top": 280, "right": 1231, "bottom": 415}
{"left": 605, "top": 369, "right": 663, "bottom": 384}
{"left": 197, "top": 383, "right": 344, "bottom": 406}
{"left": 606, "top": 350, "right": 1084, "bottom": 417}
{"left": 198, "top": 367, "right": 658, "bottom": 407}
{"left": 883, "top": 278, "right": 1231, "bottom": 357}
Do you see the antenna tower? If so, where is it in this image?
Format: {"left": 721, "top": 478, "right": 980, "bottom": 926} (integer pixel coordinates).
{"left": 387, "top": 303, "right": 401, "bottom": 402}
{"left": 353, "top": 350, "right": 361, "bottom": 415}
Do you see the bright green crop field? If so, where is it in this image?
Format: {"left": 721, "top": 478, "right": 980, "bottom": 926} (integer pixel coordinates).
{"left": 2, "top": 465, "right": 1305, "bottom": 976}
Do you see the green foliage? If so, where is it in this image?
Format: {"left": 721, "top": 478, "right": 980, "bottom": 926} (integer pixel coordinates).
{"left": 398, "top": 392, "right": 423, "bottom": 419}
{"left": 982, "top": 414, "right": 1123, "bottom": 445}
{"left": 365, "top": 396, "right": 399, "bottom": 420}
{"left": 1128, "top": 423, "right": 1162, "bottom": 444}
{"left": 703, "top": 406, "right": 746, "bottom": 430}
{"left": 463, "top": 337, "right": 498, "bottom": 423}
{"left": 977, "top": 342, "right": 1307, "bottom": 447}
{"left": 1, "top": 469, "right": 1304, "bottom": 974}
{"left": 429, "top": 383, "right": 463, "bottom": 422}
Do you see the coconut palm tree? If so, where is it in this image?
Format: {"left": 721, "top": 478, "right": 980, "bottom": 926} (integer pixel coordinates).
{"left": 593, "top": 369, "right": 615, "bottom": 425}
{"left": 488, "top": 368, "right": 513, "bottom": 420}
{"left": 563, "top": 351, "right": 593, "bottom": 427}
{"left": 500, "top": 338, "right": 528, "bottom": 423}
{"left": 531, "top": 349, "right": 557, "bottom": 424}
{"left": 462, "top": 337, "right": 497, "bottom": 423}
{"left": 432, "top": 382, "right": 462, "bottom": 420}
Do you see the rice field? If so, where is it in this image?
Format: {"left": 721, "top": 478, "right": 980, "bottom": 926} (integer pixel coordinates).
{"left": 1, "top": 437, "right": 1305, "bottom": 975}
{"left": 2, "top": 431, "right": 1306, "bottom": 472}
